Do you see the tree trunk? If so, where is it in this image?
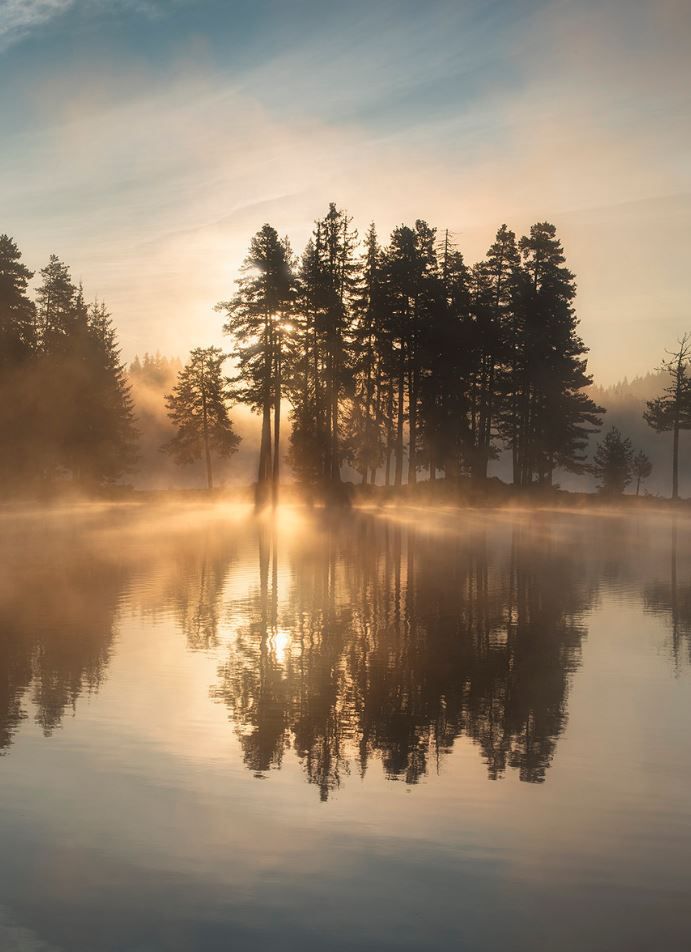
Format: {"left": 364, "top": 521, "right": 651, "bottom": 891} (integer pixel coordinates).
{"left": 256, "top": 319, "right": 273, "bottom": 509}
{"left": 204, "top": 438, "right": 213, "bottom": 491}
{"left": 331, "top": 383, "right": 340, "bottom": 484}
{"left": 257, "top": 406, "right": 272, "bottom": 507}
{"left": 395, "top": 353, "right": 405, "bottom": 488}
{"left": 385, "top": 382, "right": 394, "bottom": 488}
{"left": 407, "top": 365, "right": 418, "bottom": 486}
{"left": 672, "top": 417, "right": 680, "bottom": 500}
{"left": 272, "top": 344, "right": 281, "bottom": 508}
{"left": 200, "top": 359, "right": 214, "bottom": 491}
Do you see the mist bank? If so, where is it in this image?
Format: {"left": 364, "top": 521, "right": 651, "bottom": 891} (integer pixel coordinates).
{"left": 124, "top": 359, "right": 690, "bottom": 501}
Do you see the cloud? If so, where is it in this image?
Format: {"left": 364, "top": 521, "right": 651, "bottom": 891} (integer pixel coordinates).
{"left": 0, "top": 0, "right": 73, "bottom": 51}
{"left": 1, "top": 0, "right": 690, "bottom": 382}
{"left": 0, "top": 0, "right": 175, "bottom": 52}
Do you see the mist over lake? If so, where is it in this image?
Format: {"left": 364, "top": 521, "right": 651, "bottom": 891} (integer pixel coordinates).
{"left": 1, "top": 503, "right": 689, "bottom": 951}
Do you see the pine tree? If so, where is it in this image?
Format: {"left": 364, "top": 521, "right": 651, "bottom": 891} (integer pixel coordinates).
{"left": 644, "top": 335, "right": 691, "bottom": 500}
{"left": 33, "top": 259, "right": 137, "bottom": 484}
{"left": 476, "top": 225, "right": 521, "bottom": 481}
{"left": 79, "top": 301, "right": 138, "bottom": 482}
{"left": 382, "top": 221, "right": 438, "bottom": 486}
{"left": 163, "top": 347, "right": 240, "bottom": 490}
{"left": 349, "top": 223, "right": 386, "bottom": 483}
{"left": 0, "top": 235, "right": 37, "bottom": 487}
{"left": 217, "top": 224, "right": 294, "bottom": 507}
{"left": 0, "top": 235, "right": 36, "bottom": 364}
{"left": 419, "top": 235, "right": 470, "bottom": 481}
{"left": 632, "top": 450, "right": 652, "bottom": 496}
{"left": 287, "top": 204, "right": 358, "bottom": 494}
{"left": 508, "top": 223, "right": 603, "bottom": 486}
{"left": 318, "top": 203, "right": 359, "bottom": 485}
{"left": 592, "top": 426, "right": 633, "bottom": 495}
{"left": 36, "top": 254, "right": 78, "bottom": 354}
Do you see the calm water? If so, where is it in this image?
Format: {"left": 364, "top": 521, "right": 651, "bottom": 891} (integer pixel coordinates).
{"left": 0, "top": 503, "right": 690, "bottom": 951}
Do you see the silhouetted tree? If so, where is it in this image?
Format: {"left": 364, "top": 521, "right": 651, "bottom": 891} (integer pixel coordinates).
{"left": 465, "top": 225, "right": 520, "bottom": 481}
{"left": 34, "top": 257, "right": 137, "bottom": 484}
{"left": 0, "top": 235, "right": 37, "bottom": 486}
{"left": 644, "top": 335, "right": 691, "bottom": 500}
{"left": 503, "top": 223, "right": 603, "bottom": 486}
{"left": 418, "top": 232, "right": 470, "bottom": 481}
{"left": 163, "top": 346, "right": 240, "bottom": 490}
{"left": 0, "top": 235, "right": 36, "bottom": 363}
{"left": 348, "top": 223, "right": 386, "bottom": 483}
{"left": 218, "top": 224, "right": 295, "bottom": 507}
{"left": 592, "top": 426, "right": 633, "bottom": 495}
{"left": 288, "top": 204, "right": 358, "bottom": 496}
{"left": 382, "top": 221, "right": 438, "bottom": 486}
{"left": 632, "top": 449, "right": 652, "bottom": 496}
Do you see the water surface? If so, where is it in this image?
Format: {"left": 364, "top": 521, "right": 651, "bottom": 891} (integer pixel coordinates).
{"left": 1, "top": 504, "right": 690, "bottom": 951}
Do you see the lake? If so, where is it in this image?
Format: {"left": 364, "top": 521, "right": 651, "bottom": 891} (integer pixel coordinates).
{"left": 0, "top": 503, "right": 689, "bottom": 951}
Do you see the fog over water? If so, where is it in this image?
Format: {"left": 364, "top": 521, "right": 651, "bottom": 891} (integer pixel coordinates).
{"left": 0, "top": 503, "right": 690, "bottom": 951}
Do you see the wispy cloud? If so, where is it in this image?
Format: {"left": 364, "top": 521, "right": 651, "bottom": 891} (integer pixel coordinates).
{"left": 0, "top": 0, "right": 73, "bottom": 51}
{"left": 0, "top": 0, "right": 690, "bottom": 381}
{"left": 0, "top": 0, "right": 174, "bottom": 51}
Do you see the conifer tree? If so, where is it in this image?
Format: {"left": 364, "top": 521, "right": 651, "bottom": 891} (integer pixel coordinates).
{"left": 36, "top": 254, "right": 78, "bottom": 353}
{"left": 163, "top": 347, "right": 240, "bottom": 490}
{"left": 349, "top": 223, "right": 386, "bottom": 483}
{"left": 79, "top": 301, "right": 138, "bottom": 482}
{"left": 632, "top": 450, "right": 652, "bottom": 496}
{"left": 287, "top": 204, "right": 358, "bottom": 493}
{"left": 0, "top": 235, "right": 36, "bottom": 365}
{"left": 419, "top": 235, "right": 470, "bottom": 481}
{"left": 644, "top": 335, "right": 691, "bottom": 500}
{"left": 382, "top": 221, "right": 438, "bottom": 486}
{"left": 505, "top": 223, "right": 603, "bottom": 486}
{"left": 592, "top": 426, "right": 633, "bottom": 495}
{"left": 32, "top": 257, "right": 137, "bottom": 484}
{"left": 474, "top": 225, "right": 521, "bottom": 481}
{"left": 217, "top": 224, "right": 294, "bottom": 506}
{"left": 0, "top": 235, "right": 38, "bottom": 486}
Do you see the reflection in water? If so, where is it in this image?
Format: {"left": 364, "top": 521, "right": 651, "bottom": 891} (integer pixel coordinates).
{"left": 0, "top": 526, "right": 123, "bottom": 751}
{"left": 1, "top": 505, "right": 688, "bottom": 794}
{"left": 1, "top": 506, "right": 690, "bottom": 952}
{"left": 644, "top": 522, "right": 691, "bottom": 667}
{"left": 151, "top": 529, "right": 236, "bottom": 651}
{"left": 213, "top": 513, "right": 597, "bottom": 797}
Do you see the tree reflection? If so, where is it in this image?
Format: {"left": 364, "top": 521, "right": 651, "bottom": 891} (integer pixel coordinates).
{"left": 153, "top": 528, "right": 235, "bottom": 651}
{"left": 644, "top": 522, "right": 691, "bottom": 667}
{"left": 0, "top": 527, "right": 124, "bottom": 751}
{"left": 214, "top": 513, "right": 596, "bottom": 797}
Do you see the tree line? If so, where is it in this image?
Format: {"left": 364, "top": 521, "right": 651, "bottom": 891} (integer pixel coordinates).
{"left": 209, "top": 207, "right": 606, "bottom": 503}
{"left": 0, "top": 235, "right": 136, "bottom": 488}
{"left": 2, "top": 210, "right": 690, "bottom": 499}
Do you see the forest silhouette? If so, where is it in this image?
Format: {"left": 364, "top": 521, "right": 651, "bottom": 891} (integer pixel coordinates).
{"left": 1, "top": 208, "right": 690, "bottom": 500}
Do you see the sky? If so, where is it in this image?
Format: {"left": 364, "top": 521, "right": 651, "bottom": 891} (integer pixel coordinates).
{"left": 1, "top": 0, "right": 690, "bottom": 385}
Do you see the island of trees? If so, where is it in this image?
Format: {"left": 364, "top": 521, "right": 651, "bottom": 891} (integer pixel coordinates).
{"left": 1, "top": 205, "right": 689, "bottom": 503}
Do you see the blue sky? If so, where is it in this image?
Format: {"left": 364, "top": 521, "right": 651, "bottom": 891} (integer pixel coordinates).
{"left": 1, "top": 0, "right": 690, "bottom": 382}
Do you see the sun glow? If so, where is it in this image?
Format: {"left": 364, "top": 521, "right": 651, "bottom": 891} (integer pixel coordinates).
{"left": 271, "top": 627, "right": 292, "bottom": 665}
